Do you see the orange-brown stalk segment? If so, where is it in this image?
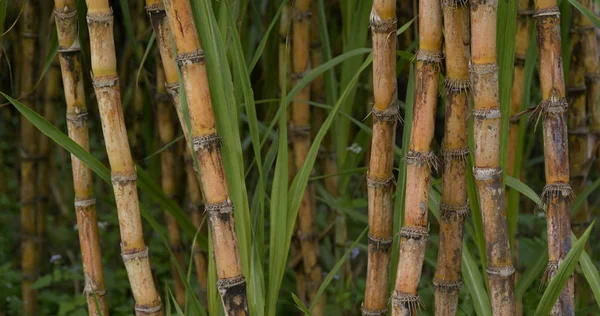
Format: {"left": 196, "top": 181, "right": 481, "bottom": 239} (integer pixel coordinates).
{"left": 291, "top": 0, "right": 323, "bottom": 311}
{"left": 363, "top": 1, "right": 397, "bottom": 315}
{"left": 85, "top": 1, "right": 162, "bottom": 314}
{"left": 161, "top": 1, "right": 248, "bottom": 314}
{"left": 20, "top": 1, "right": 40, "bottom": 314}
{"left": 581, "top": 0, "right": 600, "bottom": 138}
{"left": 54, "top": 2, "right": 109, "bottom": 314}
{"left": 533, "top": 0, "right": 575, "bottom": 313}
{"left": 391, "top": 0, "right": 442, "bottom": 315}
{"left": 471, "top": 0, "right": 516, "bottom": 314}
{"left": 157, "top": 63, "right": 186, "bottom": 308}
{"left": 433, "top": 2, "right": 470, "bottom": 315}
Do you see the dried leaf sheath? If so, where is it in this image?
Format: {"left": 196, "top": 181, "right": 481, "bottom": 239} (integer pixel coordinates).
{"left": 157, "top": 64, "right": 186, "bottom": 308}
{"left": 161, "top": 0, "right": 248, "bottom": 314}
{"left": 470, "top": 0, "right": 516, "bottom": 314}
{"left": 20, "top": 1, "right": 40, "bottom": 314}
{"left": 533, "top": 1, "right": 575, "bottom": 314}
{"left": 85, "top": 0, "right": 162, "bottom": 314}
{"left": 391, "top": 0, "right": 442, "bottom": 314}
{"left": 53, "top": 1, "right": 109, "bottom": 314}
{"left": 362, "top": 1, "right": 397, "bottom": 314}
{"left": 433, "top": 2, "right": 470, "bottom": 315}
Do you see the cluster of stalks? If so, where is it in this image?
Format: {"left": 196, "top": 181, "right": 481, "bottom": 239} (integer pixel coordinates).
{"left": 470, "top": 0, "right": 516, "bottom": 314}
{"left": 84, "top": 0, "right": 163, "bottom": 314}
{"left": 433, "top": 1, "right": 470, "bottom": 314}
{"left": 363, "top": 1, "right": 397, "bottom": 314}
{"left": 160, "top": 0, "right": 249, "bottom": 313}
{"left": 533, "top": 0, "right": 574, "bottom": 313}
{"left": 53, "top": 0, "right": 109, "bottom": 314}
{"left": 392, "top": 0, "right": 442, "bottom": 314}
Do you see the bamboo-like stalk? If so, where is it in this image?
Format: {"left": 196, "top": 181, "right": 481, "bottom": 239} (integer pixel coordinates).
{"left": 391, "top": 0, "right": 442, "bottom": 315}
{"left": 53, "top": 2, "right": 109, "bottom": 314}
{"left": 20, "top": 1, "right": 40, "bottom": 314}
{"left": 470, "top": 0, "right": 516, "bottom": 314}
{"left": 144, "top": 1, "right": 208, "bottom": 301}
{"left": 84, "top": 1, "right": 162, "bottom": 314}
{"left": 156, "top": 64, "right": 186, "bottom": 308}
{"left": 363, "top": 1, "right": 398, "bottom": 314}
{"left": 161, "top": 0, "right": 248, "bottom": 314}
{"left": 291, "top": 0, "right": 324, "bottom": 312}
{"left": 433, "top": 2, "right": 470, "bottom": 315}
{"left": 185, "top": 147, "right": 209, "bottom": 304}
{"left": 582, "top": 2, "right": 600, "bottom": 170}
{"left": 533, "top": 0, "right": 574, "bottom": 313}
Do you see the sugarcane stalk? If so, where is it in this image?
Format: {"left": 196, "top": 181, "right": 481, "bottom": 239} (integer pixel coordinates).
{"left": 156, "top": 63, "right": 186, "bottom": 308}
{"left": 362, "top": 1, "right": 398, "bottom": 314}
{"left": 470, "top": 0, "right": 516, "bottom": 314}
{"left": 20, "top": 1, "right": 40, "bottom": 314}
{"left": 291, "top": 0, "right": 324, "bottom": 312}
{"left": 533, "top": 0, "right": 575, "bottom": 313}
{"left": 84, "top": 1, "right": 162, "bottom": 314}
{"left": 433, "top": 1, "right": 470, "bottom": 315}
{"left": 53, "top": 2, "right": 110, "bottom": 314}
{"left": 391, "top": 0, "right": 442, "bottom": 314}
{"left": 130, "top": 1, "right": 148, "bottom": 160}
{"left": 161, "top": 0, "right": 248, "bottom": 314}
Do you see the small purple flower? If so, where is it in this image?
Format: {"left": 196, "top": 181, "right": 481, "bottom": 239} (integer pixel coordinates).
{"left": 50, "top": 254, "right": 62, "bottom": 263}
{"left": 351, "top": 247, "right": 360, "bottom": 259}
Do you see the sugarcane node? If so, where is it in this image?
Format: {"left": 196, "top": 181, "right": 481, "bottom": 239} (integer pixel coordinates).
{"left": 177, "top": 49, "right": 206, "bottom": 67}
{"left": 134, "top": 302, "right": 163, "bottom": 314}
{"left": 415, "top": 49, "right": 444, "bottom": 66}
{"left": 111, "top": 172, "right": 137, "bottom": 184}
{"left": 510, "top": 114, "right": 521, "bottom": 124}
{"left": 20, "top": 198, "right": 38, "bottom": 206}
{"left": 21, "top": 32, "right": 39, "bottom": 39}
{"left": 361, "top": 305, "right": 388, "bottom": 316}
{"left": 91, "top": 74, "right": 119, "bottom": 89}
{"left": 472, "top": 167, "right": 503, "bottom": 181}
{"left": 217, "top": 274, "right": 247, "bottom": 294}
{"left": 66, "top": 111, "right": 89, "bottom": 127}
{"left": 83, "top": 274, "right": 107, "bottom": 296}
{"left": 541, "top": 260, "right": 560, "bottom": 287}
{"left": 406, "top": 150, "right": 439, "bottom": 171}
{"left": 145, "top": 2, "right": 166, "bottom": 15}
{"left": 369, "top": 10, "right": 397, "bottom": 34}
{"left": 433, "top": 279, "right": 462, "bottom": 292}
{"left": 366, "top": 173, "right": 395, "bottom": 189}
{"left": 293, "top": 8, "right": 312, "bottom": 22}
{"left": 21, "top": 272, "right": 38, "bottom": 282}
{"left": 530, "top": 95, "right": 568, "bottom": 129}
{"left": 318, "top": 146, "right": 336, "bottom": 160}
{"left": 193, "top": 133, "right": 221, "bottom": 152}
{"left": 121, "top": 246, "right": 150, "bottom": 261}
{"left": 514, "top": 53, "right": 527, "bottom": 67}
{"left": 585, "top": 73, "right": 600, "bottom": 81}
{"left": 297, "top": 230, "right": 318, "bottom": 241}
{"left": 86, "top": 10, "right": 114, "bottom": 26}
{"left": 371, "top": 98, "right": 401, "bottom": 123}
{"left": 391, "top": 291, "right": 425, "bottom": 312}
{"left": 568, "top": 126, "right": 588, "bottom": 135}
{"left": 571, "top": 220, "right": 591, "bottom": 228}
{"left": 289, "top": 123, "right": 312, "bottom": 138}
{"left": 533, "top": 6, "right": 560, "bottom": 19}
{"left": 367, "top": 234, "right": 393, "bottom": 251}
{"left": 440, "top": 147, "right": 469, "bottom": 164}
{"left": 440, "top": 202, "right": 470, "bottom": 220}
{"left": 471, "top": 108, "right": 502, "bottom": 120}
{"left": 570, "top": 25, "right": 595, "bottom": 34}
{"left": 54, "top": 6, "right": 77, "bottom": 20}
{"left": 279, "top": 34, "right": 290, "bottom": 43}
{"left": 74, "top": 198, "right": 96, "bottom": 208}
{"left": 310, "top": 41, "right": 322, "bottom": 49}
{"left": 443, "top": 78, "right": 471, "bottom": 94}
{"left": 441, "top": 0, "right": 470, "bottom": 9}
{"left": 399, "top": 226, "right": 429, "bottom": 241}
{"left": 486, "top": 265, "right": 516, "bottom": 277}
{"left": 469, "top": 62, "right": 498, "bottom": 77}
{"left": 566, "top": 84, "right": 587, "bottom": 95}
{"left": 19, "top": 149, "right": 43, "bottom": 161}
{"left": 154, "top": 91, "right": 170, "bottom": 103}
{"left": 204, "top": 200, "right": 234, "bottom": 216}
{"left": 540, "top": 182, "right": 575, "bottom": 209}
{"left": 517, "top": 9, "right": 534, "bottom": 15}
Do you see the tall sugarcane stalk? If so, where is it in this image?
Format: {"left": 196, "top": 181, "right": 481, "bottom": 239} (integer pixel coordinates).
{"left": 582, "top": 2, "right": 600, "bottom": 171}
{"left": 391, "top": 0, "right": 442, "bottom": 314}
{"left": 130, "top": 1, "right": 148, "bottom": 160}
{"left": 533, "top": 0, "right": 575, "bottom": 313}
{"left": 20, "top": 1, "right": 40, "bottom": 314}
{"left": 433, "top": 1, "right": 470, "bottom": 314}
{"left": 470, "top": 0, "right": 516, "bottom": 314}
{"left": 160, "top": 0, "right": 248, "bottom": 314}
{"left": 145, "top": 1, "right": 208, "bottom": 302}
{"left": 156, "top": 64, "right": 186, "bottom": 308}
{"left": 291, "top": 0, "right": 324, "bottom": 312}
{"left": 84, "top": 1, "right": 162, "bottom": 314}
{"left": 363, "top": 1, "right": 398, "bottom": 314}
{"left": 53, "top": 2, "right": 109, "bottom": 314}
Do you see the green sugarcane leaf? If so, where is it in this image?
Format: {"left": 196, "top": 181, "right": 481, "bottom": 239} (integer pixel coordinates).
{"left": 567, "top": 0, "right": 600, "bottom": 29}
{"left": 136, "top": 32, "right": 155, "bottom": 87}
{"left": 516, "top": 248, "right": 548, "bottom": 299}
{"left": 571, "top": 232, "right": 600, "bottom": 309}
{"left": 535, "top": 221, "right": 595, "bottom": 316}
{"left": 248, "top": 0, "right": 287, "bottom": 72}
{"left": 310, "top": 227, "right": 368, "bottom": 311}
{"left": 462, "top": 244, "right": 493, "bottom": 316}
{"left": 505, "top": 175, "right": 542, "bottom": 206}
{"left": 291, "top": 293, "right": 311, "bottom": 315}
{"left": 572, "top": 177, "right": 600, "bottom": 215}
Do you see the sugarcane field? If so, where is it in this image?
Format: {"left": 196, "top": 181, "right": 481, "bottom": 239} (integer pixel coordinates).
{"left": 2, "top": 0, "right": 600, "bottom": 315}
